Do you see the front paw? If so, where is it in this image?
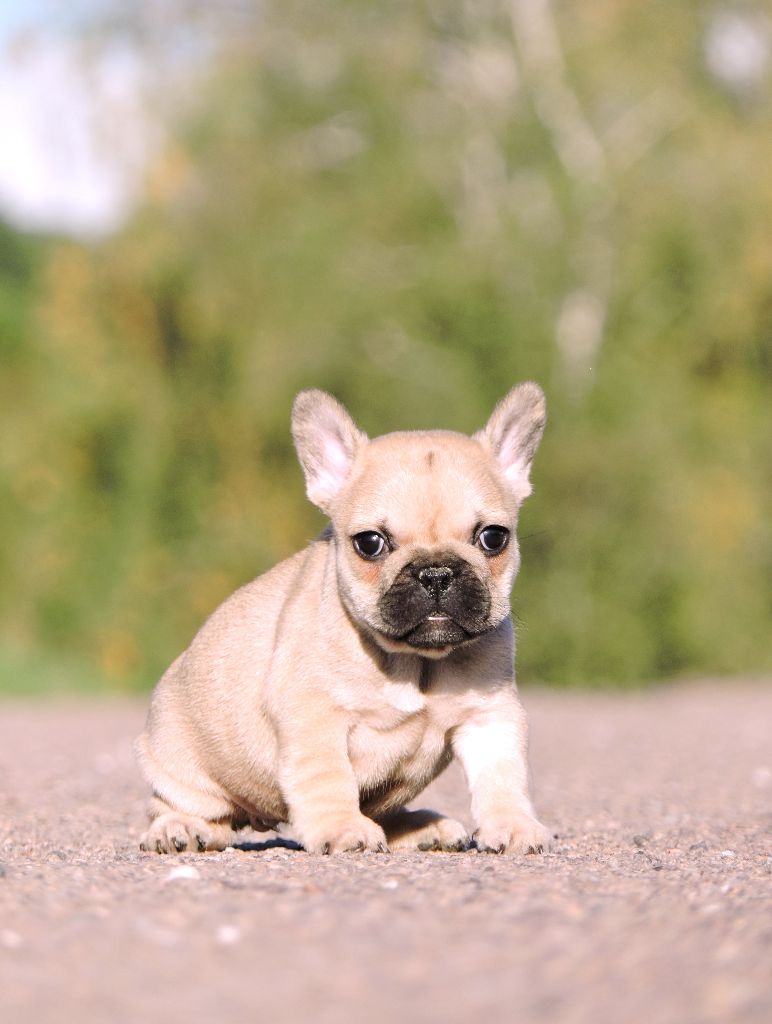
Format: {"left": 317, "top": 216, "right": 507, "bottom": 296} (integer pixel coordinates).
{"left": 298, "top": 813, "right": 388, "bottom": 855}
{"left": 474, "top": 814, "right": 552, "bottom": 855}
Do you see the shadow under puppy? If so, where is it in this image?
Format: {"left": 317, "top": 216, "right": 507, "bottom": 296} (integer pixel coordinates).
{"left": 136, "top": 383, "right": 551, "bottom": 855}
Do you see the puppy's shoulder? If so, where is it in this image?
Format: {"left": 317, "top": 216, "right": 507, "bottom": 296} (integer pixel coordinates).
{"left": 227, "top": 535, "right": 330, "bottom": 618}
{"left": 178, "top": 537, "right": 326, "bottom": 654}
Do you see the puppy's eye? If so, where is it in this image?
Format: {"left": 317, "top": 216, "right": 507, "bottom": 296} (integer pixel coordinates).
{"left": 352, "top": 531, "right": 388, "bottom": 560}
{"left": 477, "top": 525, "right": 509, "bottom": 555}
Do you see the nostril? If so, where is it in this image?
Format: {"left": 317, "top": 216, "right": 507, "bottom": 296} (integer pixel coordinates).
{"left": 417, "top": 566, "right": 455, "bottom": 594}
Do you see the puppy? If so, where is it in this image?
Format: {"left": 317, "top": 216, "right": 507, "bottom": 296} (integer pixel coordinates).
{"left": 136, "top": 383, "right": 551, "bottom": 855}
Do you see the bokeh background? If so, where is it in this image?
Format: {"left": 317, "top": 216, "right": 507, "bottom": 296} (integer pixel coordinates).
{"left": 1, "top": 0, "right": 771, "bottom": 694}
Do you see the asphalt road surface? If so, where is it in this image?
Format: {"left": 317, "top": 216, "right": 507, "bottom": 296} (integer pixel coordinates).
{"left": 1, "top": 681, "right": 770, "bottom": 1024}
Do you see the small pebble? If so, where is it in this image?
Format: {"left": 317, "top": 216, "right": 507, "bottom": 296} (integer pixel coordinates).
{"left": 720, "top": 850, "right": 735, "bottom": 859}
{"left": 632, "top": 834, "right": 648, "bottom": 848}
{"left": 165, "top": 865, "right": 201, "bottom": 882}
{"left": 381, "top": 879, "right": 399, "bottom": 890}
{"left": 215, "top": 924, "right": 241, "bottom": 946}
{"left": 1, "top": 930, "right": 22, "bottom": 949}
{"left": 689, "top": 841, "right": 708, "bottom": 852}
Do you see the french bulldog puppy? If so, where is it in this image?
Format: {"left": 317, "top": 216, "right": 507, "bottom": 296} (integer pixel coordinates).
{"left": 136, "top": 383, "right": 551, "bottom": 856}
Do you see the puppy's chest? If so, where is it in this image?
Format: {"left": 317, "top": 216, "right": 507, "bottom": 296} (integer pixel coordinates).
{"left": 347, "top": 687, "right": 448, "bottom": 784}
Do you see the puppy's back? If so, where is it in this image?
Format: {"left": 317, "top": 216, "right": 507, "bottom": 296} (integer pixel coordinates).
{"left": 139, "top": 540, "right": 327, "bottom": 796}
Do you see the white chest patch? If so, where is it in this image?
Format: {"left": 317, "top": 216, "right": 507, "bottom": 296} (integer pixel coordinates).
{"left": 331, "top": 675, "right": 425, "bottom": 725}
{"left": 371, "top": 679, "right": 426, "bottom": 720}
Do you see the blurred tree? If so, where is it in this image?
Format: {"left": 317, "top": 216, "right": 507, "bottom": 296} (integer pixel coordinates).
{"left": 2, "top": 0, "right": 771, "bottom": 689}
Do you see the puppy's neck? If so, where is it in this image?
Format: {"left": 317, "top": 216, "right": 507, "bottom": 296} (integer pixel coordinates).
{"left": 418, "top": 659, "right": 432, "bottom": 693}
{"left": 333, "top": 590, "right": 432, "bottom": 692}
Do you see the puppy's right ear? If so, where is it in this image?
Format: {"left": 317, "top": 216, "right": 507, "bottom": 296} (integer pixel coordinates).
{"left": 291, "top": 390, "right": 367, "bottom": 512}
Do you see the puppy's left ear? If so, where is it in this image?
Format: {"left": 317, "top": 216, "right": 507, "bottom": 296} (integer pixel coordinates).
{"left": 292, "top": 390, "right": 367, "bottom": 513}
{"left": 475, "top": 382, "right": 546, "bottom": 501}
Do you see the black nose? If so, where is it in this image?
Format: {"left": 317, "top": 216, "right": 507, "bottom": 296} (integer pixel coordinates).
{"left": 416, "top": 565, "right": 455, "bottom": 598}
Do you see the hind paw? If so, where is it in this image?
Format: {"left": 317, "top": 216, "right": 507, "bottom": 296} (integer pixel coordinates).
{"left": 139, "top": 812, "right": 235, "bottom": 854}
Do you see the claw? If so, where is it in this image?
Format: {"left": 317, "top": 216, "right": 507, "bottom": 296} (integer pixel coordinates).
{"left": 447, "top": 837, "right": 472, "bottom": 853}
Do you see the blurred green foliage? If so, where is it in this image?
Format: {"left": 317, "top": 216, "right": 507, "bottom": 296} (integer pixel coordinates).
{"left": 2, "top": 0, "right": 771, "bottom": 691}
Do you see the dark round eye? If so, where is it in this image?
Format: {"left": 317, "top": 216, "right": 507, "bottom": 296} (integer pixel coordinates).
{"left": 352, "top": 531, "right": 388, "bottom": 560}
{"left": 477, "top": 525, "right": 510, "bottom": 555}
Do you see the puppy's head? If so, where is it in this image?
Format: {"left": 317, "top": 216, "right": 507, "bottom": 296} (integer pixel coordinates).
{"left": 292, "top": 384, "right": 545, "bottom": 658}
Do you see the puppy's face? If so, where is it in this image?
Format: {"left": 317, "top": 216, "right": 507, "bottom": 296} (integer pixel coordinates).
{"left": 292, "top": 384, "right": 546, "bottom": 658}
{"left": 332, "top": 433, "right": 521, "bottom": 656}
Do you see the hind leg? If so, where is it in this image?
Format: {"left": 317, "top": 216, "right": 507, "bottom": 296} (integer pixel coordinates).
{"left": 135, "top": 727, "right": 244, "bottom": 853}
{"left": 139, "top": 797, "right": 238, "bottom": 854}
{"left": 379, "top": 807, "right": 471, "bottom": 852}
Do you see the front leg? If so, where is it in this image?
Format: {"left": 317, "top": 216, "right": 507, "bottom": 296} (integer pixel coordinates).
{"left": 277, "top": 706, "right": 387, "bottom": 855}
{"left": 452, "top": 690, "right": 551, "bottom": 855}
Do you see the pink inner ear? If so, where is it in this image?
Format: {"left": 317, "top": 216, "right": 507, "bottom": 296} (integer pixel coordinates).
{"left": 315, "top": 434, "right": 352, "bottom": 498}
{"left": 324, "top": 432, "right": 352, "bottom": 475}
{"left": 499, "top": 462, "right": 532, "bottom": 501}
{"left": 495, "top": 435, "right": 533, "bottom": 501}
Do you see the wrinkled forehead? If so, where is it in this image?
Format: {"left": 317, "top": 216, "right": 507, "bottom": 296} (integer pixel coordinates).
{"left": 343, "top": 431, "right": 513, "bottom": 542}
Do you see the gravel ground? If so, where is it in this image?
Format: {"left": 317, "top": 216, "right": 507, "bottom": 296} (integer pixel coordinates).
{"left": 1, "top": 681, "right": 770, "bottom": 1024}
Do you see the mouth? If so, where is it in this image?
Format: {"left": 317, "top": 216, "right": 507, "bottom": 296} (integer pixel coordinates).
{"left": 396, "top": 613, "right": 481, "bottom": 650}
